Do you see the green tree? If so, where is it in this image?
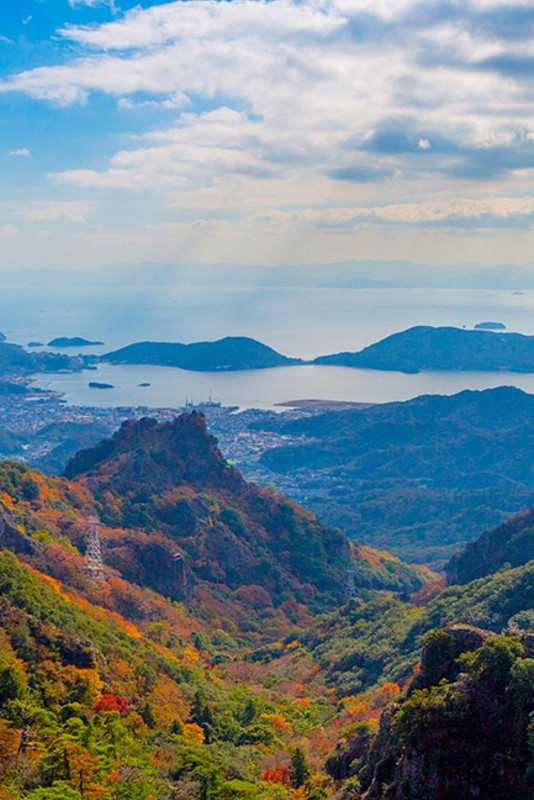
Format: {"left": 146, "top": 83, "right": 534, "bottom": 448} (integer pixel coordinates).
{"left": 289, "top": 747, "right": 311, "bottom": 788}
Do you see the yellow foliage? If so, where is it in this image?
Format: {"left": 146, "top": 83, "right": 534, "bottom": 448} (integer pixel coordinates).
{"left": 1, "top": 492, "right": 14, "bottom": 510}
{"left": 182, "top": 646, "right": 200, "bottom": 664}
{"left": 183, "top": 722, "right": 205, "bottom": 745}
{"left": 349, "top": 702, "right": 369, "bottom": 717}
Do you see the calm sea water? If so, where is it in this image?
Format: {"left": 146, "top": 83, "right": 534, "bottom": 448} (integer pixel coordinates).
{"left": 4, "top": 284, "right": 534, "bottom": 409}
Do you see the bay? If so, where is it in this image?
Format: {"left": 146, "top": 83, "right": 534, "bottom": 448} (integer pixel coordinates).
{"left": 4, "top": 284, "right": 534, "bottom": 409}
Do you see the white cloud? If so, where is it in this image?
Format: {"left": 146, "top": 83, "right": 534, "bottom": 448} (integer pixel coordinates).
{"left": 15, "top": 201, "right": 96, "bottom": 223}
{"left": 4, "top": 0, "right": 534, "bottom": 267}
{"left": 0, "top": 225, "right": 19, "bottom": 236}
{"left": 67, "top": 0, "right": 116, "bottom": 8}
{"left": 4, "top": 0, "right": 530, "bottom": 205}
{"left": 8, "top": 148, "right": 30, "bottom": 157}
{"left": 252, "top": 196, "right": 534, "bottom": 228}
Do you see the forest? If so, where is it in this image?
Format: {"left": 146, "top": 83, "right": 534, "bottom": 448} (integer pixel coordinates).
{"left": 2, "top": 412, "right": 534, "bottom": 798}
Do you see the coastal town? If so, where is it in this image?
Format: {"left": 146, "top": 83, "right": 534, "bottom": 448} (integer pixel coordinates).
{"left": 0, "top": 377, "right": 318, "bottom": 499}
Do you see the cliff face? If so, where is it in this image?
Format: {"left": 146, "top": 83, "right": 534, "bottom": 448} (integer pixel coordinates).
{"left": 361, "top": 628, "right": 534, "bottom": 800}
{"left": 325, "top": 625, "right": 534, "bottom": 800}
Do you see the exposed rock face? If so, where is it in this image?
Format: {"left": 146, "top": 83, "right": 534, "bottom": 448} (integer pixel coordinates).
{"left": 361, "top": 628, "right": 533, "bottom": 800}
{"left": 63, "top": 412, "right": 354, "bottom": 609}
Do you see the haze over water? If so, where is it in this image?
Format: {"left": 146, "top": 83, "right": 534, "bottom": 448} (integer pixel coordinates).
{"left": 7, "top": 284, "right": 534, "bottom": 409}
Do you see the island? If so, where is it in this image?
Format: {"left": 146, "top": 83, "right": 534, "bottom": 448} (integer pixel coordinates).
{"left": 89, "top": 381, "right": 114, "bottom": 389}
{"left": 48, "top": 337, "right": 104, "bottom": 348}
{"left": 474, "top": 321, "right": 506, "bottom": 330}
{"left": 27, "top": 341, "right": 44, "bottom": 348}
{"left": 314, "top": 325, "right": 534, "bottom": 373}
{"left": 101, "top": 336, "right": 301, "bottom": 372}
{"left": 139, "top": 382, "right": 151, "bottom": 387}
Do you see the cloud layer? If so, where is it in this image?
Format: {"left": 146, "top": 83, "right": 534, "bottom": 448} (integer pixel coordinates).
{"left": 4, "top": 0, "right": 534, "bottom": 266}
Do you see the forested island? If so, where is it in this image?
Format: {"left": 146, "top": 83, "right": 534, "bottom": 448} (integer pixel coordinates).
{"left": 315, "top": 325, "right": 534, "bottom": 372}
{"left": 48, "top": 336, "right": 104, "bottom": 347}
{"left": 102, "top": 336, "right": 301, "bottom": 371}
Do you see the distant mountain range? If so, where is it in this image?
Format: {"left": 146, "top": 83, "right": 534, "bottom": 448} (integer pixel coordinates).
{"left": 5, "top": 258, "right": 534, "bottom": 289}
{"left": 255, "top": 386, "right": 534, "bottom": 567}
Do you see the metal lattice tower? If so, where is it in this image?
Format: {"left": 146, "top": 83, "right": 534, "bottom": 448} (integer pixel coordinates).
{"left": 84, "top": 516, "right": 106, "bottom": 582}
{"left": 345, "top": 567, "right": 356, "bottom": 599}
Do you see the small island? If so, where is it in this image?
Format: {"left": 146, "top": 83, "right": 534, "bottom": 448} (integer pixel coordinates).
{"left": 89, "top": 381, "right": 114, "bottom": 389}
{"left": 27, "top": 341, "right": 44, "bottom": 348}
{"left": 474, "top": 321, "right": 506, "bottom": 330}
{"left": 138, "top": 382, "right": 151, "bottom": 387}
{"left": 48, "top": 337, "right": 104, "bottom": 348}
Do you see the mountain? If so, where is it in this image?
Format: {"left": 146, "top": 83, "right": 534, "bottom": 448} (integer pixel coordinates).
{"left": 8, "top": 258, "right": 534, "bottom": 290}
{"left": 447, "top": 505, "right": 534, "bottom": 585}
{"left": 101, "top": 337, "right": 301, "bottom": 371}
{"left": 4, "top": 405, "right": 534, "bottom": 798}
{"left": 62, "top": 412, "right": 429, "bottom": 610}
{"left": 0, "top": 410, "right": 439, "bottom": 798}
{"left": 254, "top": 387, "right": 534, "bottom": 566}
{"left": 314, "top": 325, "right": 534, "bottom": 372}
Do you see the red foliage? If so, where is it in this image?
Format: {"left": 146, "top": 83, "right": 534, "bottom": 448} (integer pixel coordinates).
{"left": 261, "top": 766, "right": 291, "bottom": 785}
{"left": 94, "top": 694, "right": 129, "bottom": 714}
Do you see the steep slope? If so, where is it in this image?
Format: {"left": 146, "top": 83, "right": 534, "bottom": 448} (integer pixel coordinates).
{"left": 102, "top": 337, "right": 301, "bottom": 371}
{"left": 329, "top": 628, "right": 534, "bottom": 800}
{"left": 314, "top": 325, "right": 534, "bottom": 372}
{"left": 447, "top": 506, "right": 534, "bottom": 584}
{"left": 0, "top": 548, "right": 346, "bottom": 800}
{"left": 62, "top": 412, "right": 430, "bottom": 610}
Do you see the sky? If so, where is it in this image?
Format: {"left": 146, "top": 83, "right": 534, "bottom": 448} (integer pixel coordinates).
{"left": 4, "top": 0, "right": 534, "bottom": 272}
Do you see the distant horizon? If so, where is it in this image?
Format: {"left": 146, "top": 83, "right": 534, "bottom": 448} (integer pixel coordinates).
{"left": 2, "top": 258, "right": 534, "bottom": 290}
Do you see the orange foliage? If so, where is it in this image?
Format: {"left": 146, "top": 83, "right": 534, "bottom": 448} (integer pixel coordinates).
{"left": 375, "top": 683, "right": 401, "bottom": 706}
{"left": 1, "top": 492, "right": 14, "bottom": 510}
{"left": 261, "top": 766, "right": 291, "bottom": 785}
{"left": 260, "top": 713, "right": 294, "bottom": 735}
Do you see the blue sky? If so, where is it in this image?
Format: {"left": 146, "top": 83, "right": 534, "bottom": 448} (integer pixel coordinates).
{"left": 4, "top": 0, "right": 534, "bottom": 272}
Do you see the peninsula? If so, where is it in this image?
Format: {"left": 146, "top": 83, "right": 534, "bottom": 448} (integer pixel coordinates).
{"left": 102, "top": 336, "right": 301, "bottom": 371}
{"left": 314, "top": 325, "right": 534, "bottom": 373}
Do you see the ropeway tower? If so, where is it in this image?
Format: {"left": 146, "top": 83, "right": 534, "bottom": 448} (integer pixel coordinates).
{"left": 345, "top": 567, "right": 356, "bottom": 599}
{"left": 84, "top": 516, "right": 106, "bottom": 582}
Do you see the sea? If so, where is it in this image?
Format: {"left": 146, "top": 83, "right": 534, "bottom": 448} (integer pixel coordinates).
{"left": 6, "top": 283, "right": 534, "bottom": 410}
